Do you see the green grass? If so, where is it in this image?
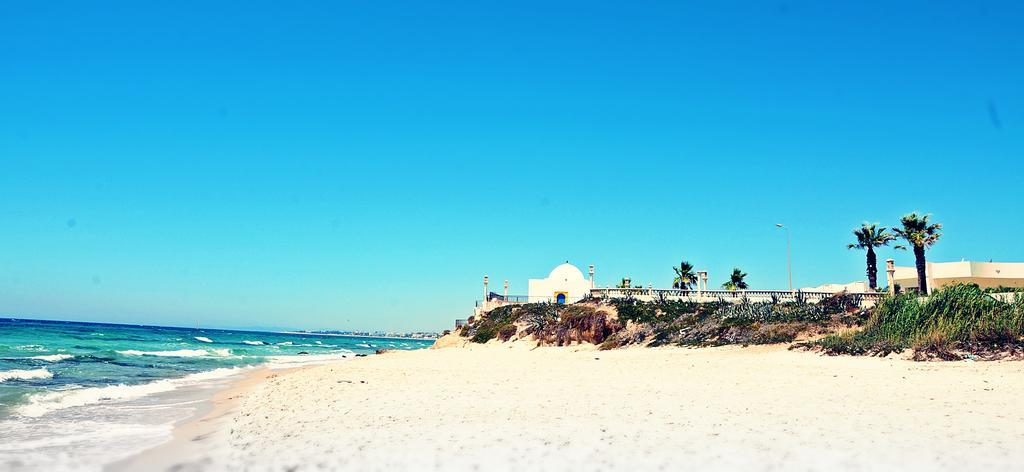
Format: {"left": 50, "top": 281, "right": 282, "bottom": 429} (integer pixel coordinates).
{"left": 812, "top": 284, "right": 1024, "bottom": 359}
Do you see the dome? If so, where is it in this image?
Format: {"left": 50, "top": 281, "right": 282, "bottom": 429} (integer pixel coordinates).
{"left": 548, "top": 263, "right": 586, "bottom": 283}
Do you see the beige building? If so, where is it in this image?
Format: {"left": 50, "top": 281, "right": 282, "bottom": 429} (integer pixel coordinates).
{"left": 892, "top": 261, "right": 1024, "bottom": 293}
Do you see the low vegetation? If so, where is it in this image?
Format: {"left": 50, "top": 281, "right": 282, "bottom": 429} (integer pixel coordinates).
{"left": 803, "top": 284, "right": 1024, "bottom": 360}
{"left": 456, "top": 284, "right": 1024, "bottom": 361}
{"left": 459, "top": 293, "right": 865, "bottom": 349}
{"left": 459, "top": 303, "right": 620, "bottom": 346}
{"left": 601, "top": 294, "right": 865, "bottom": 349}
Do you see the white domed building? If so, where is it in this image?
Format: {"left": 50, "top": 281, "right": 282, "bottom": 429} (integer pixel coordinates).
{"left": 528, "top": 262, "right": 594, "bottom": 304}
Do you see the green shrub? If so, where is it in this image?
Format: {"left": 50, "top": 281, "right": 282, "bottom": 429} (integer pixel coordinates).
{"left": 716, "top": 301, "right": 830, "bottom": 325}
{"left": 464, "top": 304, "right": 528, "bottom": 343}
{"left": 612, "top": 298, "right": 659, "bottom": 324}
{"left": 498, "top": 324, "right": 518, "bottom": 341}
{"left": 470, "top": 325, "right": 499, "bottom": 343}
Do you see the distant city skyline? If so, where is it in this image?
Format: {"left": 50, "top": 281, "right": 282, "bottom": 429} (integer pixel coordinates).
{"left": 2, "top": 1, "right": 1022, "bottom": 331}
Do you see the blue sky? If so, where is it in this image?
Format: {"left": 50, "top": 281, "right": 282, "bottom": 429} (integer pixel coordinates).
{"left": 1, "top": 1, "right": 1022, "bottom": 331}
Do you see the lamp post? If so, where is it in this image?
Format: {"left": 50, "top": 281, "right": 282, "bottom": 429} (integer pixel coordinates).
{"left": 775, "top": 224, "right": 793, "bottom": 292}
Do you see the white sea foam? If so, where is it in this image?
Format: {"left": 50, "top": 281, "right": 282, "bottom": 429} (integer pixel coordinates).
{"left": 210, "top": 348, "right": 233, "bottom": 357}
{"left": 242, "top": 340, "right": 265, "bottom": 345}
{"left": 264, "top": 351, "right": 354, "bottom": 369}
{"left": 194, "top": 336, "right": 214, "bottom": 343}
{"left": 116, "top": 349, "right": 210, "bottom": 358}
{"left": 15, "top": 367, "right": 247, "bottom": 418}
{"left": 276, "top": 341, "right": 293, "bottom": 346}
{"left": 0, "top": 368, "right": 53, "bottom": 382}
{"left": 30, "top": 354, "right": 74, "bottom": 362}
{"left": 356, "top": 343, "right": 372, "bottom": 348}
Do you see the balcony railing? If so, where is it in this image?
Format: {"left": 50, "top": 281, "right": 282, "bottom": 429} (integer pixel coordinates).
{"left": 475, "top": 295, "right": 556, "bottom": 308}
{"left": 589, "top": 287, "right": 884, "bottom": 306}
{"left": 473, "top": 288, "right": 885, "bottom": 314}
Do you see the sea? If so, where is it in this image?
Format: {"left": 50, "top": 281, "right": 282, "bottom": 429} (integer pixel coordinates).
{"left": 0, "top": 318, "right": 434, "bottom": 471}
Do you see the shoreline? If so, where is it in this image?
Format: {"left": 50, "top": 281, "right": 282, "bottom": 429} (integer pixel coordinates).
{"left": 105, "top": 365, "right": 309, "bottom": 472}
{"left": 107, "top": 343, "right": 1024, "bottom": 471}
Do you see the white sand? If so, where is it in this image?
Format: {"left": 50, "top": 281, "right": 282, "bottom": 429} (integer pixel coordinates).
{"left": 136, "top": 343, "right": 1024, "bottom": 471}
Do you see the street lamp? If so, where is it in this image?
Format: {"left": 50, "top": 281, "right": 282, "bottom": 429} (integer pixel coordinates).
{"left": 775, "top": 224, "right": 793, "bottom": 292}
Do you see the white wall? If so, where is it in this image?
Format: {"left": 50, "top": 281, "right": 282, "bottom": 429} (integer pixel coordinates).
{"left": 527, "top": 263, "right": 592, "bottom": 303}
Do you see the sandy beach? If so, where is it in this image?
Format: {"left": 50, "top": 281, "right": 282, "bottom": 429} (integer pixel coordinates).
{"left": 112, "top": 343, "right": 1024, "bottom": 471}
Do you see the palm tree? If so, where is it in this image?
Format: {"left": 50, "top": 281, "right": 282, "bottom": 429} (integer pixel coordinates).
{"left": 893, "top": 213, "right": 942, "bottom": 294}
{"left": 721, "top": 268, "right": 748, "bottom": 291}
{"left": 847, "top": 223, "right": 903, "bottom": 290}
{"left": 672, "top": 261, "right": 697, "bottom": 290}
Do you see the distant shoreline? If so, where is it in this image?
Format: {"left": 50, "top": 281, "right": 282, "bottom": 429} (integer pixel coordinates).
{"left": 278, "top": 331, "right": 437, "bottom": 341}
{"left": 0, "top": 318, "right": 439, "bottom": 340}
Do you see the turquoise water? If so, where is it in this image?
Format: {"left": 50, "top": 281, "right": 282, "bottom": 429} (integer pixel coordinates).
{"left": 0, "top": 318, "right": 433, "bottom": 471}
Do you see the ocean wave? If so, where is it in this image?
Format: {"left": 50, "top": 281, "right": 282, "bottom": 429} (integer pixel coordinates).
{"left": 116, "top": 349, "right": 212, "bottom": 358}
{"left": 241, "top": 340, "right": 265, "bottom": 346}
{"left": 14, "top": 367, "right": 247, "bottom": 417}
{"left": 194, "top": 336, "right": 214, "bottom": 343}
{"left": 276, "top": 341, "right": 293, "bottom": 346}
{"left": 0, "top": 368, "right": 53, "bottom": 383}
{"left": 15, "top": 344, "right": 46, "bottom": 352}
{"left": 356, "top": 343, "right": 373, "bottom": 348}
{"left": 30, "top": 354, "right": 74, "bottom": 362}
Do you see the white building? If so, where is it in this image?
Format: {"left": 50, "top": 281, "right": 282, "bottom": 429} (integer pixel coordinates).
{"left": 801, "top": 281, "right": 871, "bottom": 293}
{"left": 527, "top": 262, "right": 593, "bottom": 304}
{"left": 892, "top": 261, "right": 1024, "bottom": 293}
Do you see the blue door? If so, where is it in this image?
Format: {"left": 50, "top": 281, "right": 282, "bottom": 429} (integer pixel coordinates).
{"left": 556, "top": 293, "right": 567, "bottom": 304}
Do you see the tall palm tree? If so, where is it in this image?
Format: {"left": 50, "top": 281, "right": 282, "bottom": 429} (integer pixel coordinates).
{"left": 672, "top": 261, "right": 697, "bottom": 290}
{"left": 893, "top": 213, "right": 942, "bottom": 294}
{"left": 847, "top": 223, "right": 903, "bottom": 290}
{"left": 721, "top": 268, "right": 749, "bottom": 291}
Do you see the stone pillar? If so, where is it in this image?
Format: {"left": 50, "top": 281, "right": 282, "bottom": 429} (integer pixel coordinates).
{"left": 885, "top": 259, "right": 895, "bottom": 295}
{"left": 503, "top": 280, "right": 509, "bottom": 299}
{"left": 483, "top": 275, "right": 489, "bottom": 308}
{"left": 589, "top": 265, "right": 595, "bottom": 289}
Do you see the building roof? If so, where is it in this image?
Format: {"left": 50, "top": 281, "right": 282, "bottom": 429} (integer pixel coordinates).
{"left": 546, "top": 263, "right": 586, "bottom": 282}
